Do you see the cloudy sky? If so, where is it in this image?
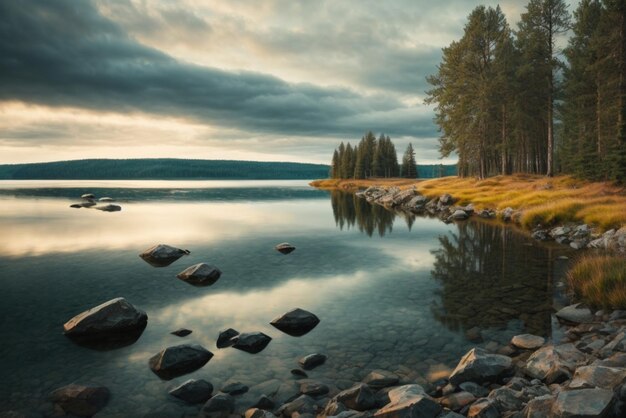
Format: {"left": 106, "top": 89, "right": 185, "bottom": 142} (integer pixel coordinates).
{"left": 0, "top": 0, "right": 573, "bottom": 164}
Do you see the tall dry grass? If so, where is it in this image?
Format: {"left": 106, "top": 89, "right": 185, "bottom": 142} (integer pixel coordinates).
{"left": 567, "top": 255, "right": 626, "bottom": 309}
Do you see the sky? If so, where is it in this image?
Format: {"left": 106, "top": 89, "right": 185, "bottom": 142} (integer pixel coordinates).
{"left": 0, "top": 0, "right": 575, "bottom": 165}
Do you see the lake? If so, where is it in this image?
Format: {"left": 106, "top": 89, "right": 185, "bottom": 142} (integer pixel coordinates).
{"left": 0, "top": 180, "right": 573, "bottom": 417}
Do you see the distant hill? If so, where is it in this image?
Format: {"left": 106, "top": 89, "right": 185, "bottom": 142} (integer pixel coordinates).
{"left": 417, "top": 164, "right": 458, "bottom": 178}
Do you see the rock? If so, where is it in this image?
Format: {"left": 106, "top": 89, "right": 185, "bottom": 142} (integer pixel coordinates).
{"left": 245, "top": 408, "right": 277, "bottom": 418}
{"left": 140, "top": 244, "right": 190, "bottom": 267}
{"left": 169, "top": 379, "right": 213, "bottom": 404}
{"left": 487, "top": 386, "right": 524, "bottom": 412}
{"left": 49, "top": 384, "right": 110, "bottom": 417}
{"left": 252, "top": 395, "right": 275, "bottom": 410}
{"left": 478, "top": 209, "right": 495, "bottom": 219}
{"left": 387, "top": 385, "right": 426, "bottom": 403}
{"left": 70, "top": 204, "right": 82, "bottom": 208}
{"left": 439, "top": 412, "right": 465, "bottom": 418}
{"left": 98, "top": 197, "right": 114, "bottom": 202}
{"left": 521, "top": 395, "right": 554, "bottom": 418}
{"left": 171, "top": 328, "right": 192, "bottom": 337}
{"left": 94, "top": 204, "right": 121, "bottom": 212}
{"left": 450, "top": 209, "right": 469, "bottom": 221}
{"left": 176, "top": 263, "right": 222, "bottom": 286}
{"left": 291, "top": 369, "right": 308, "bottom": 378}
{"left": 440, "top": 194, "right": 454, "bottom": 205}
{"left": 278, "top": 394, "right": 318, "bottom": 416}
{"left": 221, "top": 382, "right": 249, "bottom": 395}
{"left": 275, "top": 242, "right": 296, "bottom": 254}
{"left": 148, "top": 344, "right": 213, "bottom": 380}
{"left": 458, "top": 382, "right": 489, "bottom": 398}
{"left": 467, "top": 398, "right": 499, "bottom": 418}
{"left": 599, "top": 330, "right": 626, "bottom": 357}
{"left": 525, "top": 344, "right": 586, "bottom": 381}
{"left": 595, "top": 352, "right": 626, "bottom": 368}
{"left": 375, "top": 393, "right": 441, "bottom": 418}
{"left": 363, "top": 370, "right": 399, "bottom": 389}
{"left": 81, "top": 193, "right": 95, "bottom": 199}
{"left": 511, "top": 334, "right": 545, "bottom": 350}
{"left": 550, "top": 226, "right": 570, "bottom": 238}
{"left": 270, "top": 308, "right": 320, "bottom": 337}
{"left": 556, "top": 303, "right": 594, "bottom": 324}
{"left": 569, "top": 365, "right": 626, "bottom": 390}
{"left": 441, "top": 391, "right": 476, "bottom": 410}
{"left": 502, "top": 207, "right": 514, "bottom": 222}
{"left": 335, "top": 383, "right": 378, "bottom": 411}
{"left": 299, "top": 353, "right": 327, "bottom": 370}
{"left": 232, "top": 332, "right": 272, "bottom": 354}
{"left": 532, "top": 230, "right": 549, "bottom": 241}
{"left": 199, "top": 393, "right": 235, "bottom": 418}
{"left": 63, "top": 297, "right": 147, "bottom": 347}
{"left": 570, "top": 240, "right": 588, "bottom": 250}
{"left": 551, "top": 388, "right": 613, "bottom": 417}
{"left": 449, "top": 348, "right": 513, "bottom": 385}
{"left": 216, "top": 328, "right": 239, "bottom": 348}
{"left": 299, "top": 381, "right": 329, "bottom": 396}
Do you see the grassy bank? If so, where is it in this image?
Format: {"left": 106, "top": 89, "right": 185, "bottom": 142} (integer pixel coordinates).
{"left": 568, "top": 255, "right": 626, "bottom": 309}
{"left": 311, "top": 174, "right": 626, "bottom": 231}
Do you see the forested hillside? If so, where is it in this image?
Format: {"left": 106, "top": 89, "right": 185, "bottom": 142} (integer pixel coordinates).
{"left": 0, "top": 159, "right": 330, "bottom": 180}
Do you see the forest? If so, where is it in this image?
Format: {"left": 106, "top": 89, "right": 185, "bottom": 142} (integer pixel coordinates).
{"left": 425, "top": 0, "right": 626, "bottom": 181}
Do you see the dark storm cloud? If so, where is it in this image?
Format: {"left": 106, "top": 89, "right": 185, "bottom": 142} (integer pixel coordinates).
{"left": 0, "top": 0, "right": 438, "bottom": 140}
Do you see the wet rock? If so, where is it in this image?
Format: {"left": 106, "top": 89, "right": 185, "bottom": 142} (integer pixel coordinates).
{"left": 49, "top": 384, "right": 110, "bottom": 417}
{"left": 94, "top": 204, "right": 121, "bottom": 212}
{"left": 63, "top": 297, "right": 147, "bottom": 348}
{"left": 458, "top": 382, "right": 489, "bottom": 398}
{"left": 335, "top": 383, "right": 378, "bottom": 411}
{"left": 98, "top": 197, "right": 114, "bottom": 202}
{"left": 299, "top": 381, "right": 329, "bottom": 397}
{"left": 487, "top": 386, "right": 524, "bottom": 412}
{"left": 232, "top": 332, "right": 272, "bottom": 354}
{"left": 291, "top": 369, "right": 309, "bottom": 379}
{"left": 440, "top": 391, "right": 476, "bottom": 411}
{"left": 467, "top": 398, "right": 499, "bottom": 418}
{"left": 148, "top": 344, "right": 213, "bottom": 380}
{"left": 140, "top": 244, "right": 190, "bottom": 267}
{"left": 176, "top": 263, "right": 222, "bottom": 287}
{"left": 216, "top": 328, "right": 239, "bottom": 348}
{"left": 521, "top": 395, "right": 554, "bottom": 418}
{"left": 221, "top": 382, "right": 249, "bottom": 396}
{"left": 511, "top": 334, "right": 545, "bottom": 350}
{"left": 551, "top": 388, "right": 614, "bottom": 417}
{"left": 271, "top": 308, "right": 320, "bottom": 337}
{"left": 525, "top": 344, "right": 586, "bottom": 380}
{"left": 450, "top": 209, "right": 469, "bottom": 221}
{"left": 449, "top": 348, "right": 513, "bottom": 385}
{"left": 171, "top": 328, "right": 192, "bottom": 337}
{"left": 245, "top": 408, "right": 278, "bottom": 418}
{"left": 275, "top": 242, "right": 296, "bottom": 254}
{"left": 502, "top": 207, "right": 514, "bottom": 222}
{"left": 532, "top": 230, "right": 549, "bottom": 241}
{"left": 363, "top": 370, "right": 399, "bottom": 390}
{"left": 299, "top": 353, "right": 327, "bottom": 370}
{"left": 375, "top": 392, "right": 441, "bottom": 418}
{"left": 569, "top": 365, "right": 626, "bottom": 390}
{"left": 199, "top": 393, "right": 235, "bottom": 418}
{"left": 599, "top": 330, "right": 626, "bottom": 357}
{"left": 252, "top": 395, "right": 275, "bottom": 410}
{"left": 169, "top": 379, "right": 213, "bottom": 404}
{"left": 70, "top": 204, "right": 82, "bottom": 208}
{"left": 278, "top": 394, "right": 318, "bottom": 416}
{"left": 440, "top": 194, "right": 454, "bottom": 205}
{"left": 81, "top": 193, "right": 95, "bottom": 199}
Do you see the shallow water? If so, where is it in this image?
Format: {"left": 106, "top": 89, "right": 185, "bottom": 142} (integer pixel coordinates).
{"left": 0, "top": 181, "right": 572, "bottom": 417}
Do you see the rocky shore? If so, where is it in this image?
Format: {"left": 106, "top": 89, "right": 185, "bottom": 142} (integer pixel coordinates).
{"left": 355, "top": 186, "right": 626, "bottom": 254}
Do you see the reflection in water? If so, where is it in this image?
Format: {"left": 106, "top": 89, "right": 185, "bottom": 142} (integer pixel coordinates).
{"left": 330, "top": 191, "right": 397, "bottom": 236}
{"left": 430, "top": 221, "right": 557, "bottom": 337}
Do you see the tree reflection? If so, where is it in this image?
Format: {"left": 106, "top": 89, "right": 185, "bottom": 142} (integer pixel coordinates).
{"left": 330, "top": 191, "right": 399, "bottom": 237}
{"left": 430, "top": 221, "right": 554, "bottom": 337}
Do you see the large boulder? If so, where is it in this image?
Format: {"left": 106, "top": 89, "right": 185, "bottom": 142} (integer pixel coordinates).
{"left": 511, "top": 334, "right": 545, "bottom": 350}
{"left": 169, "top": 379, "right": 213, "bottom": 404}
{"left": 232, "top": 332, "right": 272, "bottom": 354}
{"left": 569, "top": 365, "right": 626, "bottom": 390}
{"left": 448, "top": 348, "right": 513, "bottom": 385}
{"left": 63, "top": 297, "right": 147, "bottom": 348}
{"left": 551, "top": 388, "right": 614, "bottom": 417}
{"left": 334, "top": 383, "right": 378, "bottom": 411}
{"left": 275, "top": 242, "right": 296, "bottom": 254}
{"left": 49, "top": 384, "right": 110, "bottom": 417}
{"left": 139, "top": 244, "right": 190, "bottom": 267}
{"left": 199, "top": 393, "right": 235, "bottom": 418}
{"left": 270, "top": 308, "right": 320, "bottom": 336}
{"left": 148, "top": 344, "right": 213, "bottom": 380}
{"left": 521, "top": 395, "right": 555, "bottom": 418}
{"left": 298, "top": 353, "right": 327, "bottom": 370}
{"left": 525, "top": 344, "right": 586, "bottom": 381}
{"left": 176, "top": 263, "right": 222, "bottom": 286}
{"left": 556, "top": 303, "right": 594, "bottom": 324}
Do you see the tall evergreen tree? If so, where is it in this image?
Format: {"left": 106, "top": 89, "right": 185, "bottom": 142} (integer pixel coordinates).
{"left": 330, "top": 149, "right": 340, "bottom": 179}
{"left": 401, "top": 143, "right": 418, "bottom": 178}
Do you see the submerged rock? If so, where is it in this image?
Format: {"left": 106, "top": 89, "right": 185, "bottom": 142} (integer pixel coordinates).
{"left": 299, "top": 380, "right": 329, "bottom": 396}
{"left": 98, "top": 197, "right": 114, "bottom": 202}
{"left": 216, "top": 328, "right": 239, "bottom": 348}
{"left": 49, "top": 384, "right": 110, "bottom": 417}
{"left": 148, "top": 344, "right": 213, "bottom": 380}
{"left": 449, "top": 348, "right": 513, "bottom": 385}
{"left": 275, "top": 242, "right": 296, "bottom": 254}
{"left": 94, "top": 204, "right": 121, "bottom": 212}
{"left": 511, "top": 334, "right": 545, "bottom": 350}
{"left": 334, "top": 383, "right": 377, "bottom": 411}
{"left": 363, "top": 370, "right": 399, "bottom": 389}
{"left": 139, "top": 244, "right": 190, "bottom": 267}
{"left": 270, "top": 308, "right": 320, "bottom": 336}
{"left": 176, "top": 263, "right": 222, "bottom": 286}
{"left": 291, "top": 369, "right": 308, "bottom": 379}
{"left": 81, "top": 193, "right": 95, "bottom": 199}
{"left": 70, "top": 203, "right": 82, "bottom": 208}
{"left": 199, "top": 393, "right": 235, "bottom": 418}
{"left": 231, "top": 332, "right": 272, "bottom": 354}
{"left": 171, "top": 328, "right": 192, "bottom": 337}
{"left": 63, "top": 297, "right": 147, "bottom": 348}
{"left": 221, "top": 382, "right": 249, "bottom": 396}
{"left": 298, "top": 353, "right": 327, "bottom": 370}
{"left": 169, "top": 379, "right": 213, "bottom": 404}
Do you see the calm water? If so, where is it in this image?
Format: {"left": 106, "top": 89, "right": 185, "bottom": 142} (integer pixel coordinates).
{"left": 0, "top": 180, "right": 572, "bottom": 417}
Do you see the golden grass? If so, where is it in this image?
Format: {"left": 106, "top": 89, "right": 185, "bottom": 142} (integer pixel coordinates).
{"left": 567, "top": 255, "right": 626, "bottom": 309}
{"left": 310, "top": 174, "right": 626, "bottom": 231}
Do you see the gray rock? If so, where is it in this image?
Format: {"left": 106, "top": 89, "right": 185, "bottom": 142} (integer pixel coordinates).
{"left": 221, "top": 382, "right": 249, "bottom": 395}
{"left": 335, "top": 383, "right": 378, "bottom": 411}
{"left": 440, "top": 194, "right": 454, "bottom": 205}
{"left": 199, "top": 393, "right": 235, "bottom": 418}
{"left": 299, "top": 381, "right": 329, "bottom": 396}
{"left": 245, "top": 408, "right": 277, "bottom": 418}
{"left": 487, "top": 387, "right": 523, "bottom": 412}
{"left": 169, "top": 379, "right": 213, "bottom": 404}
{"left": 299, "top": 353, "right": 327, "bottom": 370}
{"left": 599, "top": 330, "right": 626, "bottom": 357}
{"left": 570, "top": 240, "right": 588, "bottom": 250}
{"left": 458, "top": 382, "right": 489, "bottom": 398}
{"left": 451, "top": 209, "right": 469, "bottom": 221}
{"left": 449, "top": 348, "right": 513, "bottom": 385}
{"left": 275, "top": 242, "right": 296, "bottom": 254}
{"left": 532, "top": 230, "right": 549, "bottom": 241}
{"left": 525, "top": 344, "right": 586, "bottom": 381}
{"left": 467, "top": 398, "right": 499, "bottom": 418}
{"left": 569, "top": 365, "right": 626, "bottom": 390}
{"left": 551, "top": 388, "right": 614, "bottom": 417}
{"left": 374, "top": 393, "right": 441, "bottom": 418}
{"left": 49, "top": 384, "right": 110, "bottom": 417}
{"left": 502, "top": 207, "right": 514, "bottom": 222}
{"left": 252, "top": 395, "right": 275, "bottom": 410}
{"left": 511, "top": 334, "right": 545, "bottom": 350}
{"left": 81, "top": 193, "right": 95, "bottom": 199}
{"left": 278, "top": 394, "right": 317, "bottom": 416}
{"left": 556, "top": 303, "right": 594, "bottom": 324}
{"left": 98, "top": 197, "right": 114, "bottom": 202}
{"left": 216, "top": 328, "right": 239, "bottom": 348}
{"left": 232, "top": 332, "right": 272, "bottom": 354}
{"left": 291, "top": 369, "right": 308, "bottom": 378}
{"left": 148, "top": 344, "right": 213, "bottom": 380}
{"left": 363, "top": 370, "right": 399, "bottom": 389}
{"left": 177, "top": 263, "right": 222, "bottom": 286}
{"left": 441, "top": 391, "right": 476, "bottom": 411}
{"left": 271, "top": 308, "right": 320, "bottom": 336}
{"left": 63, "top": 297, "right": 147, "bottom": 341}
{"left": 140, "top": 244, "right": 190, "bottom": 267}
{"left": 94, "top": 204, "right": 121, "bottom": 212}
{"left": 171, "top": 328, "right": 192, "bottom": 337}
{"left": 438, "top": 412, "right": 465, "bottom": 418}
{"left": 521, "top": 395, "right": 554, "bottom": 418}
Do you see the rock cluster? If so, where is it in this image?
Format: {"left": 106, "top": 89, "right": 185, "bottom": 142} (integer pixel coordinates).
{"left": 70, "top": 193, "right": 122, "bottom": 212}
{"left": 533, "top": 223, "right": 626, "bottom": 252}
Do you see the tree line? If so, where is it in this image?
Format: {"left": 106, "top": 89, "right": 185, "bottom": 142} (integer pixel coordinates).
{"left": 329, "top": 132, "right": 418, "bottom": 179}
{"left": 425, "top": 0, "right": 626, "bottom": 182}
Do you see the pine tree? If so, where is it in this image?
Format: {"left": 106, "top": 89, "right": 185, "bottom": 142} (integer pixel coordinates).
{"left": 330, "top": 149, "right": 340, "bottom": 179}
{"left": 401, "top": 143, "right": 417, "bottom": 178}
